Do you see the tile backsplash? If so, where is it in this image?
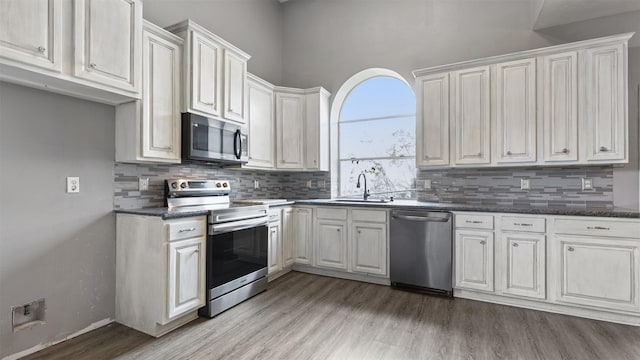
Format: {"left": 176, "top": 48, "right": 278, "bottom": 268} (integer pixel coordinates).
{"left": 416, "top": 166, "right": 614, "bottom": 209}
{"left": 114, "top": 162, "right": 331, "bottom": 210}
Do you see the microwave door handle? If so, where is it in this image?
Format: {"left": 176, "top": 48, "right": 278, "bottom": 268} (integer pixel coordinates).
{"left": 233, "top": 130, "right": 241, "bottom": 159}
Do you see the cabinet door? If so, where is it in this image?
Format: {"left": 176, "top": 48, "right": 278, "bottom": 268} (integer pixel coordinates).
{"left": 73, "top": 0, "right": 142, "bottom": 93}
{"left": 554, "top": 236, "right": 639, "bottom": 312}
{"left": 316, "top": 219, "right": 348, "bottom": 270}
{"left": 304, "top": 89, "right": 330, "bottom": 170}
{"left": 541, "top": 52, "right": 578, "bottom": 163}
{"left": 276, "top": 92, "right": 305, "bottom": 169}
{"left": 189, "top": 32, "right": 222, "bottom": 117}
{"left": 583, "top": 44, "right": 627, "bottom": 162}
{"left": 455, "top": 230, "right": 494, "bottom": 292}
{"left": 495, "top": 58, "right": 537, "bottom": 163}
{"left": 246, "top": 77, "right": 275, "bottom": 168}
{"left": 282, "top": 208, "right": 295, "bottom": 267}
{"left": 268, "top": 223, "right": 282, "bottom": 275}
{"left": 223, "top": 50, "right": 247, "bottom": 124}
{"left": 294, "top": 208, "right": 313, "bottom": 265}
{"left": 0, "top": 0, "right": 61, "bottom": 72}
{"left": 452, "top": 66, "right": 491, "bottom": 165}
{"left": 141, "top": 27, "right": 181, "bottom": 161}
{"left": 351, "top": 222, "right": 387, "bottom": 276}
{"left": 167, "top": 236, "right": 205, "bottom": 319}
{"left": 500, "top": 233, "right": 545, "bottom": 299}
{"left": 416, "top": 73, "right": 450, "bottom": 167}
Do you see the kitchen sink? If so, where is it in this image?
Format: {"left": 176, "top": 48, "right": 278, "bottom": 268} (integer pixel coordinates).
{"left": 333, "top": 198, "right": 389, "bottom": 204}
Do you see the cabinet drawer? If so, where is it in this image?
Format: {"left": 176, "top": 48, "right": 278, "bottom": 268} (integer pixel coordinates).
{"left": 268, "top": 209, "right": 281, "bottom": 223}
{"left": 554, "top": 219, "right": 640, "bottom": 239}
{"left": 502, "top": 216, "right": 546, "bottom": 233}
{"left": 316, "top": 207, "right": 348, "bottom": 220}
{"left": 351, "top": 209, "right": 387, "bottom": 223}
{"left": 168, "top": 217, "right": 206, "bottom": 241}
{"left": 456, "top": 214, "right": 494, "bottom": 230}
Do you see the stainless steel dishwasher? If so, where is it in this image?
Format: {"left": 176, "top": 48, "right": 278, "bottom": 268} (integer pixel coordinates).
{"left": 390, "top": 210, "right": 453, "bottom": 296}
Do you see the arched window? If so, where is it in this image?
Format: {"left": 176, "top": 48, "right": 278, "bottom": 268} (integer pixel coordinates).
{"left": 333, "top": 69, "right": 416, "bottom": 199}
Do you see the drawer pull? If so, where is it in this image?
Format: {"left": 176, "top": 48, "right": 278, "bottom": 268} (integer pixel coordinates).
{"left": 514, "top": 223, "right": 533, "bottom": 227}
{"left": 512, "top": 243, "right": 519, "bottom": 247}
{"left": 466, "top": 220, "right": 482, "bottom": 224}
{"left": 599, "top": 146, "right": 608, "bottom": 152}
{"left": 568, "top": 247, "right": 575, "bottom": 252}
{"left": 480, "top": 240, "right": 486, "bottom": 245}
{"left": 37, "top": 46, "right": 46, "bottom": 53}
{"left": 178, "top": 227, "right": 197, "bottom": 233}
{"left": 587, "top": 226, "right": 610, "bottom": 231}
{"left": 562, "top": 148, "right": 570, "bottom": 154}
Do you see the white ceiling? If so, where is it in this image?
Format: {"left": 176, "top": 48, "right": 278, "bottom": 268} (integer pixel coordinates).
{"left": 533, "top": 0, "right": 640, "bottom": 30}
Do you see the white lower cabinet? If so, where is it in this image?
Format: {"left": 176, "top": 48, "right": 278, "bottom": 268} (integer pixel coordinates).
{"left": 268, "top": 221, "right": 282, "bottom": 275}
{"left": 499, "top": 232, "right": 546, "bottom": 299}
{"left": 116, "top": 214, "right": 206, "bottom": 337}
{"left": 351, "top": 222, "right": 387, "bottom": 276}
{"left": 553, "top": 235, "right": 639, "bottom": 313}
{"left": 293, "top": 207, "right": 313, "bottom": 265}
{"left": 282, "top": 208, "right": 295, "bottom": 267}
{"left": 315, "top": 219, "right": 348, "bottom": 270}
{"left": 455, "top": 229, "right": 494, "bottom": 292}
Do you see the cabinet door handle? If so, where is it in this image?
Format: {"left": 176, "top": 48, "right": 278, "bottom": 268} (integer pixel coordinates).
{"left": 506, "top": 151, "right": 512, "bottom": 155}
{"left": 480, "top": 240, "right": 486, "bottom": 245}
{"left": 599, "top": 146, "right": 608, "bottom": 152}
{"left": 466, "top": 220, "right": 482, "bottom": 224}
{"left": 90, "top": 63, "right": 97, "bottom": 68}
{"left": 587, "top": 226, "right": 610, "bottom": 231}
{"left": 37, "top": 46, "right": 46, "bottom": 53}
{"left": 562, "top": 148, "right": 570, "bottom": 154}
{"left": 194, "top": 249, "right": 200, "bottom": 253}
{"left": 514, "top": 223, "right": 533, "bottom": 227}
{"left": 178, "top": 227, "right": 197, "bottom": 233}
{"left": 512, "top": 243, "right": 519, "bottom": 247}
{"left": 567, "top": 247, "right": 575, "bottom": 252}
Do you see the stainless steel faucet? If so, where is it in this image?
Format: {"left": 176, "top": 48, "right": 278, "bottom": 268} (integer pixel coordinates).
{"left": 356, "top": 173, "right": 370, "bottom": 201}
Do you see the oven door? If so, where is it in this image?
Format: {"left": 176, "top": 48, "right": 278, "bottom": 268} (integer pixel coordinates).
{"left": 207, "top": 220, "right": 268, "bottom": 299}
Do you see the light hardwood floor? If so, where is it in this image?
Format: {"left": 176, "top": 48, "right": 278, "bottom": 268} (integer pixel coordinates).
{"left": 24, "top": 272, "right": 640, "bottom": 360}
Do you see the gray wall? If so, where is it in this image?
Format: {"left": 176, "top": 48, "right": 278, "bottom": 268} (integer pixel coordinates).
{"left": 0, "top": 83, "right": 116, "bottom": 358}
{"left": 143, "top": 0, "right": 284, "bottom": 85}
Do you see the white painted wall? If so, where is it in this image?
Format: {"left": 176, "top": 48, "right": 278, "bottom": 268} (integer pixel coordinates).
{"left": 143, "top": 0, "right": 284, "bottom": 85}
{"left": 0, "top": 83, "right": 116, "bottom": 358}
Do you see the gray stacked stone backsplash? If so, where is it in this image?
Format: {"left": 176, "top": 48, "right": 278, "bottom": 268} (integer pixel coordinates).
{"left": 416, "top": 166, "right": 614, "bottom": 209}
{"left": 114, "top": 162, "right": 331, "bottom": 210}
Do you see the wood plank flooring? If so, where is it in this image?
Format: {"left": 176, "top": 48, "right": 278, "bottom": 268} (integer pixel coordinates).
{"left": 23, "top": 272, "right": 640, "bottom": 360}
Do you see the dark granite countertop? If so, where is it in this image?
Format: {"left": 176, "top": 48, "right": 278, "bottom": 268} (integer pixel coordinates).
{"left": 115, "top": 199, "right": 640, "bottom": 219}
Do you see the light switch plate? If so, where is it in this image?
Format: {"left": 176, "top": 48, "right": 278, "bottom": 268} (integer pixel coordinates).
{"left": 254, "top": 180, "right": 260, "bottom": 189}
{"left": 138, "top": 178, "right": 149, "bottom": 191}
{"left": 582, "top": 178, "right": 594, "bottom": 190}
{"left": 520, "top": 178, "right": 530, "bottom": 190}
{"left": 66, "top": 177, "right": 80, "bottom": 193}
{"left": 423, "top": 179, "right": 432, "bottom": 190}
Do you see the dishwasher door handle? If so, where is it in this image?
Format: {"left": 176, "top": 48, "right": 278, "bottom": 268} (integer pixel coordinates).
{"left": 392, "top": 214, "right": 450, "bottom": 222}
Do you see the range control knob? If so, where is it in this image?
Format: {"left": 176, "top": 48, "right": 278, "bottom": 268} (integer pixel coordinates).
{"left": 216, "top": 182, "right": 222, "bottom": 188}
{"left": 180, "top": 182, "right": 187, "bottom": 189}
{"left": 171, "top": 182, "right": 178, "bottom": 189}
{"left": 222, "top": 182, "right": 228, "bottom": 188}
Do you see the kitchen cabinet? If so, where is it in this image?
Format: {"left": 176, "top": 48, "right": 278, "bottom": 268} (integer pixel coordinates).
{"left": 541, "top": 51, "right": 578, "bottom": 163}
{"left": 351, "top": 221, "right": 387, "bottom": 276}
{"left": 499, "top": 232, "right": 546, "bottom": 299}
{"left": 275, "top": 87, "right": 331, "bottom": 171}
{"left": 583, "top": 43, "right": 627, "bottom": 163}
{"left": 415, "top": 72, "right": 450, "bottom": 168}
{"left": 293, "top": 207, "right": 314, "bottom": 265}
{"left": 282, "top": 208, "right": 296, "bottom": 267}
{"left": 167, "top": 20, "right": 250, "bottom": 125}
{"left": 116, "top": 214, "right": 206, "bottom": 337}
{"left": 245, "top": 73, "right": 275, "bottom": 169}
{"left": 73, "top": 0, "right": 142, "bottom": 94}
{"left": 116, "top": 21, "right": 182, "bottom": 163}
{"left": 494, "top": 58, "right": 537, "bottom": 164}
{"left": 451, "top": 66, "right": 491, "bottom": 165}
{"left": 455, "top": 229, "right": 494, "bottom": 292}
{"left": 316, "top": 219, "right": 348, "bottom": 270}
{"left": 268, "top": 220, "right": 282, "bottom": 275}
{"left": 0, "top": 0, "right": 61, "bottom": 72}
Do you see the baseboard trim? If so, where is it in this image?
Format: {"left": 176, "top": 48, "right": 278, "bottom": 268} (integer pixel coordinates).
{"left": 3, "top": 318, "right": 113, "bottom": 360}
{"left": 292, "top": 264, "right": 390, "bottom": 286}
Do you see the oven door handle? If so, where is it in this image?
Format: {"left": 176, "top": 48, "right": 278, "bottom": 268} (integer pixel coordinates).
{"left": 210, "top": 217, "right": 268, "bottom": 234}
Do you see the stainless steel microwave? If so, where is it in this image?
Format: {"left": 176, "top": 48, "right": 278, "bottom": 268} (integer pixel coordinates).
{"left": 182, "top": 113, "right": 248, "bottom": 165}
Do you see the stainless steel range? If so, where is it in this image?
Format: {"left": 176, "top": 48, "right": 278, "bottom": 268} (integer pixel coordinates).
{"left": 165, "top": 179, "right": 269, "bottom": 318}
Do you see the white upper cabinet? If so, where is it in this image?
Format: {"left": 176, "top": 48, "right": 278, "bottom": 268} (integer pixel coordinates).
{"left": 494, "top": 58, "right": 537, "bottom": 164}
{"left": 582, "top": 43, "right": 627, "bottom": 163}
{"left": 246, "top": 74, "right": 275, "bottom": 169}
{"left": 541, "top": 51, "right": 578, "bottom": 163}
{"left": 275, "top": 91, "right": 306, "bottom": 169}
{"left": 304, "top": 88, "right": 331, "bottom": 171}
{"left": 0, "top": 0, "right": 61, "bottom": 72}
{"left": 416, "top": 72, "right": 450, "bottom": 168}
{"left": 73, "top": 0, "right": 142, "bottom": 94}
{"left": 452, "top": 66, "right": 491, "bottom": 165}
{"left": 223, "top": 50, "right": 247, "bottom": 123}
{"left": 115, "top": 22, "right": 182, "bottom": 163}
{"left": 167, "top": 20, "right": 250, "bottom": 125}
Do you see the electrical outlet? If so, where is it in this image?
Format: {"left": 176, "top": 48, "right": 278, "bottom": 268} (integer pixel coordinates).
{"left": 12, "top": 299, "right": 46, "bottom": 332}
{"left": 254, "top": 180, "right": 260, "bottom": 189}
{"left": 423, "top": 179, "right": 432, "bottom": 190}
{"left": 319, "top": 180, "right": 326, "bottom": 189}
{"left": 520, "top": 178, "right": 530, "bottom": 190}
{"left": 138, "top": 177, "right": 149, "bottom": 191}
{"left": 66, "top": 177, "right": 80, "bottom": 193}
{"left": 306, "top": 180, "right": 314, "bottom": 189}
{"left": 582, "top": 178, "right": 594, "bottom": 191}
